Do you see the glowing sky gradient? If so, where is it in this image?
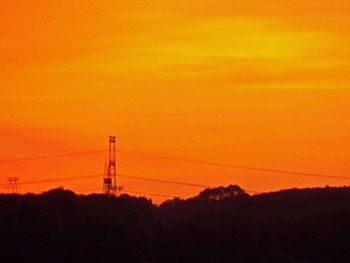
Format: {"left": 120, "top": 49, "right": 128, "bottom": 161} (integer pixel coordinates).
{"left": 1, "top": 0, "right": 350, "bottom": 202}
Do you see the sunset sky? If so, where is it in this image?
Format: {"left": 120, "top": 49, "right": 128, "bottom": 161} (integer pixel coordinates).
{"left": 1, "top": 0, "right": 350, "bottom": 202}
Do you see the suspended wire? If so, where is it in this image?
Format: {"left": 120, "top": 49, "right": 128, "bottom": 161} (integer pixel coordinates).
{"left": 118, "top": 173, "right": 211, "bottom": 188}
{"left": 119, "top": 174, "right": 260, "bottom": 194}
{"left": 0, "top": 139, "right": 83, "bottom": 152}
{"left": 0, "top": 137, "right": 343, "bottom": 198}
{"left": 0, "top": 148, "right": 346, "bottom": 181}
{"left": 117, "top": 150, "right": 350, "bottom": 180}
{"left": 70, "top": 187, "right": 176, "bottom": 198}
{"left": 0, "top": 174, "right": 103, "bottom": 188}
{"left": 0, "top": 172, "right": 260, "bottom": 194}
{"left": 117, "top": 174, "right": 260, "bottom": 194}
{"left": 0, "top": 173, "right": 210, "bottom": 189}
{"left": 124, "top": 189, "right": 175, "bottom": 198}
{"left": 0, "top": 150, "right": 107, "bottom": 163}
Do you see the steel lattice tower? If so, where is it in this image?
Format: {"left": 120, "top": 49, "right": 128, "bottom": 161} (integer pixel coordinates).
{"left": 8, "top": 177, "right": 19, "bottom": 194}
{"left": 103, "top": 136, "right": 123, "bottom": 196}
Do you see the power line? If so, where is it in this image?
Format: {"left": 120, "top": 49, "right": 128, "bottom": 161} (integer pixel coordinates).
{"left": 0, "top": 174, "right": 102, "bottom": 188}
{"left": 0, "top": 173, "right": 210, "bottom": 190}
{"left": 124, "top": 189, "right": 175, "bottom": 198}
{"left": 118, "top": 173, "right": 211, "bottom": 188}
{"left": 0, "top": 150, "right": 107, "bottom": 163}
{"left": 117, "top": 173, "right": 260, "bottom": 194}
{"left": 71, "top": 187, "right": 177, "bottom": 198}
{"left": 0, "top": 139, "right": 82, "bottom": 152}
{"left": 0, "top": 148, "right": 347, "bottom": 181}
{"left": 0, "top": 172, "right": 260, "bottom": 195}
{"left": 0, "top": 185, "right": 175, "bottom": 199}
{"left": 117, "top": 150, "right": 350, "bottom": 180}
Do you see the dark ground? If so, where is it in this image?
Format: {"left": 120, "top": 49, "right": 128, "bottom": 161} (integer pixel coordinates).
{"left": 1, "top": 184, "right": 350, "bottom": 262}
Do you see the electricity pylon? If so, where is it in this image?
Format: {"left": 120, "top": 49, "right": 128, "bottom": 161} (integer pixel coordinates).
{"left": 103, "top": 136, "right": 123, "bottom": 196}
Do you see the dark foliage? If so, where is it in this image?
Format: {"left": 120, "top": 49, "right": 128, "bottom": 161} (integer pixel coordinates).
{"left": 1, "top": 185, "right": 350, "bottom": 262}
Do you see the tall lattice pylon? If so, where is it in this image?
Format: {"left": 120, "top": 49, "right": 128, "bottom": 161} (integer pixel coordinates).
{"left": 8, "top": 177, "right": 19, "bottom": 194}
{"left": 103, "top": 136, "right": 123, "bottom": 196}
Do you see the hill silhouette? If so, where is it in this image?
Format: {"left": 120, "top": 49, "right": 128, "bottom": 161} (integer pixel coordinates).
{"left": 1, "top": 185, "right": 350, "bottom": 262}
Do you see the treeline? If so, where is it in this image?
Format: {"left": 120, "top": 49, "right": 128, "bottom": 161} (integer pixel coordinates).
{"left": 1, "top": 185, "right": 350, "bottom": 262}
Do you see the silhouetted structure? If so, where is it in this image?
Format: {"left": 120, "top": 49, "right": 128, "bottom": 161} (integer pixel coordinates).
{"left": 7, "top": 177, "right": 19, "bottom": 194}
{"left": 2, "top": 185, "right": 350, "bottom": 262}
{"left": 103, "top": 136, "right": 122, "bottom": 195}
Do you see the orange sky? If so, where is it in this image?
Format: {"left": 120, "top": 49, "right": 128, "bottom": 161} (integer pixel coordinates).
{"left": 1, "top": 0, "right": 350, "bottom": 203}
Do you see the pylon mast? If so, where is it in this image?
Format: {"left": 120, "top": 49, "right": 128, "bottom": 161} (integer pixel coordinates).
{"left": 103, "top": 136, "right": 122, "bottom": 196}
{"left": 8, "top": 177, "right": 19, "bottom": 194}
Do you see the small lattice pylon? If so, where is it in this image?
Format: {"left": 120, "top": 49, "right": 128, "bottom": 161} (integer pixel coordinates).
{"left": 7, "top": 177, "right": 19, "bottom": 194}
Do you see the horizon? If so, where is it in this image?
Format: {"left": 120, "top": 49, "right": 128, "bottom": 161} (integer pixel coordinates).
{"left": 3, "top": 183, "right": 348, "bottom": 205}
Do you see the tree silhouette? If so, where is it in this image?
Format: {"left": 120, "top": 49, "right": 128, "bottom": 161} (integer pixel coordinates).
{"left": 1, "top": 185, "right": 350, "bottom": 262}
